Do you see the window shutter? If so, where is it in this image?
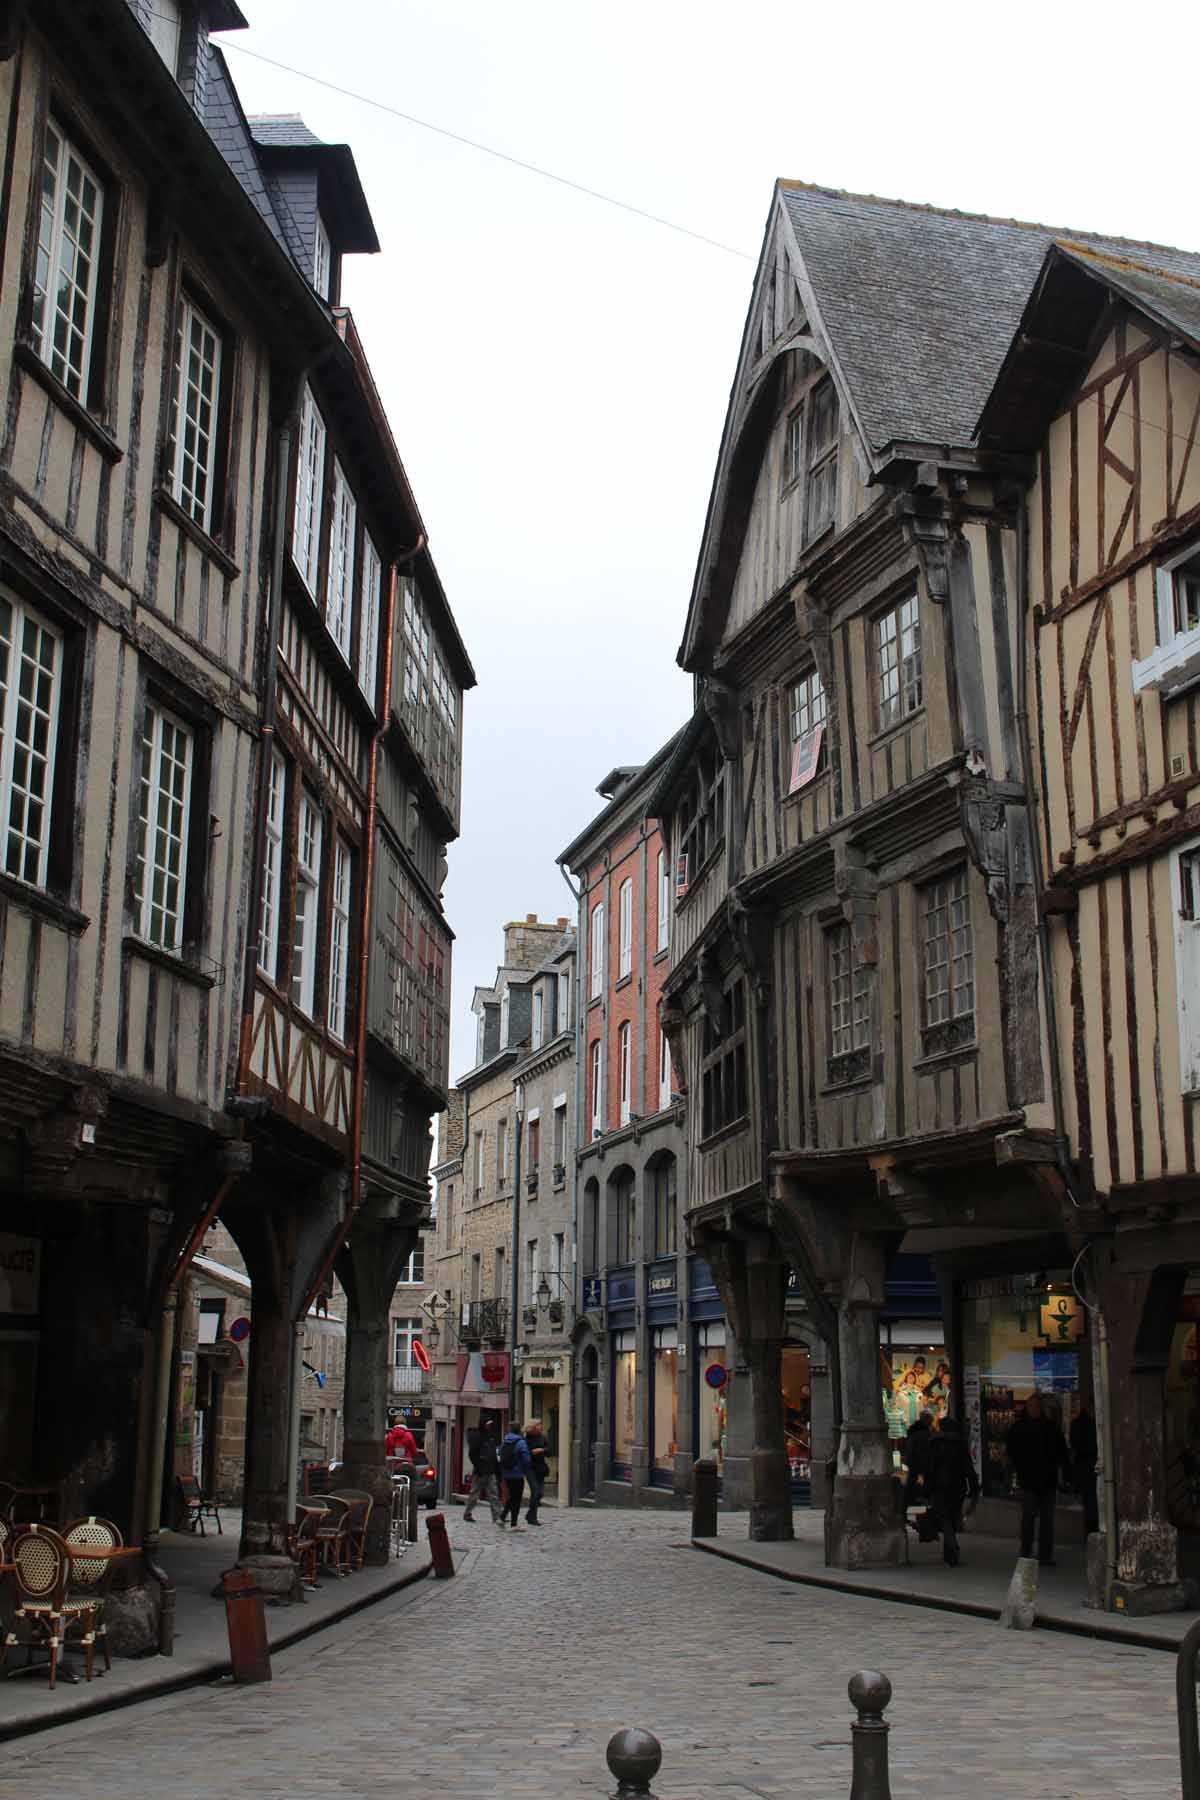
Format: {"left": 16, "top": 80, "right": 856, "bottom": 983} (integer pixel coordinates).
{"left": 1156, "top": 566, "right": 1176, "bottom": 645}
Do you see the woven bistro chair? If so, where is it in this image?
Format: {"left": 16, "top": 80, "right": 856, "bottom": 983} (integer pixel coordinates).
{"left": 63, "top": 1517, "right": 122, "bottom": 1675}
{"left": 314, "top": 1494, "right": 352, "bottom": 1577}
{"left": 287, "top": 1504, "right": 325, "bottom": 1589}
{"left": 328, "top": 1490, "right": 373, "bottom": 1571}
{"left": 1, "top": 1525, "right": 101, "bottom": 1687}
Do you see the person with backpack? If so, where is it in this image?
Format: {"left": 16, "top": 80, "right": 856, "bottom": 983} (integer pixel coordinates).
{"left": 524, "top": 1418, "right": 550, "bottom": 1526}
{"left": 926, "top": 1414, "right": 980, "bottom": 1566}
{"left": 498, "top": 1423, "right": 532, "bottom": 1529}
{"left": 462, "top": 1415, "right": 502, "bottom": 1523}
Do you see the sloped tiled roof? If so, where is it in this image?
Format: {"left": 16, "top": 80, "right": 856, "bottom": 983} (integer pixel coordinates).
{"left": 202, "top": 51, "right": 289, "bottom": 254}
{"left": 248, "top": 114, "right": 326, "bottom": 149}
{"left": 780, "top": 184, "right": 1200, "bottom": 453}
{"left": 1061, "top": 246, "right": 1200, "bottom": 352}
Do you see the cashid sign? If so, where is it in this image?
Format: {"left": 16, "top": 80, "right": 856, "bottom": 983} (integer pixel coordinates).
{"left": 0, "top": 1235, "right": 40, "bottom": 1315}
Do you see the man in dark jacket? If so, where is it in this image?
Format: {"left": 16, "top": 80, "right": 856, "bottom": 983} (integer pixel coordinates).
{"left": 1006, "top": 1394, "right": 1072, "bottom": 1564}
{"left": 524, "top": 1419, "right": 550, "bottom": 1526}
{"left": 498, "top": 1426, "right": 532, "bottom": 1529}
{"left": 462, "top": 1415, "right": 501, "bottom": 1523}
{"left": 926, "top": 1416, "right": 980, "bottom": 1566}
{"left": 903, "top": 1413, "right": 934, "bottom": 1510}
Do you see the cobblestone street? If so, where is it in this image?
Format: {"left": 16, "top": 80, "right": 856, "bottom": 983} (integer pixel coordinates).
{"left": 0, "top": 1509, "right": 1180, "bottom": 1799}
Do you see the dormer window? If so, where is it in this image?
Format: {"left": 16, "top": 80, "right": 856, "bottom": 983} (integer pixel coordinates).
{"left": 313, "top": 215, "right": 332, "bottom": 301}
{"left": 148, "top": 0, "right": 182, "bottom": 76}
{"left": 532, "top": 988, "right": 544, "bottom": 1051}
{"left": 500, "top": 990, "right": 510, "bottom": 1047}
{"left": 805, "top": 377, "right": 838, "bottom": 542}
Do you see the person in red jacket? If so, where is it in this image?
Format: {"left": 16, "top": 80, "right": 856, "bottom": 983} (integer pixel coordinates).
{"left": 385, "top": 1417, "right": 418, "bottom": 1460}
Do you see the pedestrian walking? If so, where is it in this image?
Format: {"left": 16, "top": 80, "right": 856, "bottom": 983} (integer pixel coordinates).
{"left": 1005, "top": 1393, "right": 1072, "bottom": 1565}
{"left": 499, "top": 1423, "right": 532, "bottom": 1529}
{"left": 524, "top": 1419, "right": 550, "bottom": 1525}
{"left": 462, "top": 1415, "right": 502, "bottom": 1523}
{"left": 925, "top": 1415, "right": 979, "bottom": 1566}
{"left": 385, "top": 1416, "right": 418, "bottom": 1461}
{"left": 902, "top": 1411, "right": 934, "bottom": 1511}
{"left": 1069, "top": 1404, "right": 1100, "bottom": 1535}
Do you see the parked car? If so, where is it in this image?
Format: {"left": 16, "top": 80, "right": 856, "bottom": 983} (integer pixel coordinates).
{"left": 387, "top": 1454, "right": 437, "bottom": 1508}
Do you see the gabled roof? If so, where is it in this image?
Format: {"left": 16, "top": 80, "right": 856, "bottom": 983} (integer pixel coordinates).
{"left": 248, "top": 114, "right": 324, "bottom": 149}
{"left": 979, "top": 244, "right": 1200, "bottom": 450}
{"left": 248, "top": 113, "right": 380, "bottom": 255}
{"left": 558, "top": 726, "right": 686, "bottom": 870}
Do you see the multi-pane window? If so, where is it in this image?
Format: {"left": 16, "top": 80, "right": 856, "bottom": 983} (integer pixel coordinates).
{"left": 827, "top": 923, "right": 870, "bottom": 1060}
{"left": 257, "top": 749, "right": 286, "bottom": 977}
{"left": 358, "top": 534, "right": 381, "bottom": 704}
{"left": 147, "top": 0, "right": 182, "bottom": 72}
{"left": 1174, "top": 558, "right": 1200, "bottom": 636}
{"left": 553, "top": 1101, "right": 567, "bottom": 1168}
{"left": 134, "top": 703, "right": 193, "bottom": 951}
{"left": 676, "top": 744, "right": 725, "bottom": 894}
{"left": 399, "top": 580, "right": 459, "bottom": 814}
{"left": 326, "top": 461, "right": 355, "bottom": 661}
{"left": 784, "top": 407, "right": 803, "bottom": 488}
{"left": 791, "top": 668, "right": 826, "bottom": 741}
{"left": 700, "top": 980, "right": 748, "bottom": 1139}
{"left": 526, "top": 1238, "right": 539, "bottom": 1306}
{"left": 650, "top": 1156, "right": 677, "bottom": 1258}
{"left": 531, "top": 988, "right": 544, "bottom": 1051}
{"left": 619, "top": 1021, "right": 631, "bottom": 1125}
{"left": 923, "top": 869, "right": 974, "bottom": 1028}
{"left": 590, "top": 1039, "right": 602, "bottom": 1137}
{"left": 291, "top": 793, "right": 323, "bottom": 1016}
{"left": 374, "top": 836, "right": 449, "bottom": 1089}
{"left": 33, "top": 124, "right": 104, "bottom": 402}
{"left": 557, "top": 962, "right": 571, "bottom": 1034}
{"left": 805, "top": 377, "right": 838, "bottom": 541}
{"left": 0, "top": 597, "right": 62, "bottom": 888}
{"left": 1175, "top": 844, "right": 1200, "bottom": 1092}
{"left": 292, "top": 387, "right": 325, "bottom": 595}
{"left": 392, "top": 1317, "right": 422, "bottom": 1367}
{"left": 167, "top": 296, "right": 222, "bottom": 533}
{"left": 474, "top": 1131, "right": 483, "bottom": 1194}
{"left": 498, "top": 1116, "right": 509, "bottom": 1185}
{"left": 657, "top": 850, "right": 669, "bottom": 952}
{"left": 313, "top": 215, "right": 332, "bottom": 301}
{"left": 618, "top": 878, "right": 633, "bottom": 978}
{"left": 877, "top": 594, "right": 922, "bottom": 730}
{"left": 590, "top": 900, "right": 605, "bottom": 998}
{"left": 613, "top": 1170, "right": 635, "bottom": 1265}
{"left": 327, "top": 836, "right": 352, "bottom": 1041}
{"left": 528, "top": 1115, "right": 541, "bottom": 1172}
{"left": 659, "top": 1023, "right": 672, "bottom": 1111}
{"left": 398, "top": 1244, "right": 425, "bottom": 1285}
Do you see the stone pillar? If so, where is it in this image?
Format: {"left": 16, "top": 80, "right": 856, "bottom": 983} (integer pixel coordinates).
{"left": 825, "top": 1238, "right": 906, "bottom": 1570}
{"left": 239, "top": 1293, "right": 295, "bottom": 1560}
{"left": 705, "top": 1230, "right": 792, "bottom": 1541}
{"left": 1099, "top": 1263, "right": 1188, "bottom": 1615}
{"left": 336, "top": 1194, "right": 422, "bottom": 1566}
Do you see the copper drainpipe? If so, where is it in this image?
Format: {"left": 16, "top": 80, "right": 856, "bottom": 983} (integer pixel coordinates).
{"left": 299, "top": 538, "right": 419, "bottom": 1315}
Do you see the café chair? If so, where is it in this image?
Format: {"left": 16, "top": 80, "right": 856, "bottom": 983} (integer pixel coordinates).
{"left": 328, "top": 1490, "right": 373, "bottom": 1571}
{"left": 287, "top": 1505, "right": 325, "bottom": 1590}
{"left": 314, "top": 1494, "right": 352, "bottom": 1577}
{"left": 1, "top": 1525, "right": 101, "bottom": 1687}
{"left": 63, "top": 1517, "right": 123, "bottom": 1675}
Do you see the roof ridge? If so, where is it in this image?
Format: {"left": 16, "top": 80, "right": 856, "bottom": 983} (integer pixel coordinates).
{"left": 776, "top": 179, "right": 1199, "bottom": 261}
{"left": 1057, "top": 240, "right": 1200, "bottom": 294}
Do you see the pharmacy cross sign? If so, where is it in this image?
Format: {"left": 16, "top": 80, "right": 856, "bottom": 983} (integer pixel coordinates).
{"left": 1039, "top": 1294, "right": 1084, "bottom": 1344}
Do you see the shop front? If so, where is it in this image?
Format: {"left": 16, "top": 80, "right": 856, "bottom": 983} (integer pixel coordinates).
{"left": 650, "top": 1326, "right": 679, "bottom": 1488}
{"left": 695, "top": 1321, "right": 727, "bottom": 1477}
{"left": 449, "top": 1349, "right": 510, "bottom": 1496}
{"left": 0, "top": 1232, "right": 40, "bottom": 1476}
{"left": 782, "top": 1342, "right": 811, "bottom": 1502}
{"left": 611, "top": 1328, "right": 636, "bottom": 1482}
{"left": 521, "top": 1352, "right": 572, "bottom": 1505}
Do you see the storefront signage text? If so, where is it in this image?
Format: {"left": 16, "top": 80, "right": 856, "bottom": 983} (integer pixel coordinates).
{"left": 648, "top": 1275, "right": 675, "bottom": 1294}
{"left": 526, "top": 1361, "right": 563, "bottom": 1382}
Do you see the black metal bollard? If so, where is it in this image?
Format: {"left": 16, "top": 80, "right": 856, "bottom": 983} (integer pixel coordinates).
{"left": 848, "top": 1670, "right": 892, "bottom": 1800}
{"left": 692, "top": 1458, "right": 718, "bottom": 1538}
{"left": 606, "top": 1728, "right": 662, "bottom": 1798}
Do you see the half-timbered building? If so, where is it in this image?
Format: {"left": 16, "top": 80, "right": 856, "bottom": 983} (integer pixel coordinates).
{"left": 654, "top": 183, "right": 1200, "bottom": 1591}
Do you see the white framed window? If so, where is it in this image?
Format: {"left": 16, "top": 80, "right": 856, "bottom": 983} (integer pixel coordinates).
{"left": 552, "top": 1232, "right": 565, "bottom": 1293}
{"left": 553, "top": 1099, "right": 567, "bottom": 1167}
{"left": 791, "top": 667, "right": 827, "bottom": 741}
{"left": 532, "top": 987, "right": 544, "bottom": 1051}
{"left": 474, "top": 1130, "right": 484, "bottom": 1194}
{"left": 0, "top": 595, "right": 62, "bottom": 888}
{"left": 827, "top": 923, "right": 870, "bottom": 1059}
{"left": 590, "top": 900, "right": 605, "bottom": 998}
{"left": 33, "top": 123, "right": 104, "bottom": 402}
{"left": 327, "top": 835, "right": 351, "bottom": 1041}
{"left": 659, "top": 1023, "right": 672, "bottom": 1111}
{"left": 147, "top": 0, "right": 182, "bottom": 72}
{"left": 590, "top": 1038, "right": 602, "bottom": 1137}
{"left": 291, "top": 792, "right": 323, "bottom": 1016}
{"left": 618, "top": 1021, "right": 631, "bottom": 1125}
{"left": 528, "top": 1112, "right": 541, "bottom": 1172}
{"left": 784, "top": 406, "right": 803, "bottom": 489}
{"left": 804, "top": 377, "right": 838, "bottom": 541}
{"left": 1174, "top": 840, "right": 1200, "bottom": 1093}
{"left": 358, "top": 533, "right": 381, "bottom": 704}
{"left": 557, "top": 962, "right": 571, "bottom": 1034}
{"left": 657, "top": 850, "right": 669, "bottom": 952}
{"left": 397, "top": 1244, "right": 425, "bottom": 1285}
{"left": 167, "top": 295, "right": 222, "bottom": 534}
{"left": 525, "top": 1238, "right": 540, "bottom": 1306}
{"left": 292, "top": 387, "right": 325, "bottom": 595}
{"left": 877, "top": 594, "right": 922, "bottom": 730}
{"left": 498, "top": 1116, "right": 508, "bottom": 1184}
{"left": 618, "top": 879, "right": 633, "bottom": 978}
{"left": 500, "top": 990, "right": 510, "bottom": 1047}
{"left": 257, "top": 748, "right": 286, "bottom": 977}
{"left": 134, "top": 702, "right": 193, "bottom": 951}
{"left": 923, "top": 869, "right": 974, "bottom": 1028}
{"left": 326, "top": 461, "right": 355, "bottom": 662}
{"left": 1135, "top": 547, "right": 1200, "bottom": 697}
{"left": 392, "top": 1316, "right": 422, "bottom": 1367}
{"left": 313, "top": 214, "right": 332, "bottom": 301}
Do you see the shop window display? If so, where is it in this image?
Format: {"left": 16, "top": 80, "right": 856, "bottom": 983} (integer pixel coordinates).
{"left": 651, "top": 1326, "right": 679, "bottom": 1481}
{"left": 960, "top": 1274, "right": 1086, "bottom": 1499}
{"left": 696, "top": 1322, "right": 727, "bottom": 1475}
{"left": 782, "top": 1344, "right": 811, "bottom": 1491}
{"left": 612, "top": 1330, "right": 636, "bottom": 1479}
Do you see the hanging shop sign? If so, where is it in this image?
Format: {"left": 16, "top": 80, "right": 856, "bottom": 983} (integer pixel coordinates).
{"left": 704, "top": 1362, "right": 728, "bottom": 1390}
{"left": 413, "top": 1339, "right": 431, "bottom": 1372}
{"left": 1039, "top": 1293, "right": 1084, "bottom": 1345}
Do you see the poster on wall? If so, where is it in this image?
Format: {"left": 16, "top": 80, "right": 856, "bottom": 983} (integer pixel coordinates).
{"left": 963, "top": 1365, "right": 982, "bottom": 1483}
{"left": 882, "top": 1349, "right": 952, "bottom": 1434}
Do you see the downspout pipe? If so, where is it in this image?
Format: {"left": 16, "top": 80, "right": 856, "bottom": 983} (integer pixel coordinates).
{"left": 558, "top": 857, "right": 583, "bottom": 1505}
{"left": 508, "top": 1085, "right": 525, "bottom": 1422}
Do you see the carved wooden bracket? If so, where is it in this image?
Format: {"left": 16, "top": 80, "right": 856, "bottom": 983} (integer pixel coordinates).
{"left": 793, "top": 588, "right": 834, "bottom": 693}
{"left": 702, "top": 676, "right": 739, "bottom": 762}
{"left": 659, "top": 1003, "right": 689, "bottom": 1096}
{"left": 897, "top": 494, "right": 952, "bottom": 605}
{"left": 960, "top": 779, "right": 1012, "bottom": 922}
{"left": 24, "top": 1084, "right": 108, "bottom": 1195}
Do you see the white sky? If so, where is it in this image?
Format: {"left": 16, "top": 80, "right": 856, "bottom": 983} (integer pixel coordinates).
{"left": 223, "top": 0, "right": 1200, "bottom": 1080}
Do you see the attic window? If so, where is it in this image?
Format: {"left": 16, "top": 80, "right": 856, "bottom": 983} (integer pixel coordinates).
{"left": 804, "top": 378, "right": 838, "bottom": 542}
{"left": 148, "top": 0, "right": 182, "bottom": 75}
{"left": 313, "top": 215, "right": 331, "bottom": 301}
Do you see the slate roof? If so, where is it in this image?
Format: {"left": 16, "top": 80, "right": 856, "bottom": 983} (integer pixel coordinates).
{"left": 1061, "top": 246, "right": 1200, "bottom": 352}
{"left": 779, "top": 184, "right": 1200, "bottom": 454}
{"left": 202, "top": 50, "right": 290, "bottom": 254}
{"left": 248, "top": 114, "right": 325, "bottom": 149}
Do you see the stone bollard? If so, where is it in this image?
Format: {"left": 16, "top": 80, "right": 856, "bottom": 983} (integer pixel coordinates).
{"left": 606, "top": 1728, "right": 662, "bottom": 1798}
{"left": 848, "top": 1670, "right": 892, "bottom": 1800}
{"left": 692, "top": 1458, "right": 718, "bottom": 1538}
{"left": 999, "top": 1555, "right": 1038, "bottom": 1629}
{"left": 425, "top": 1511, "right": 455, "bottom": 1579}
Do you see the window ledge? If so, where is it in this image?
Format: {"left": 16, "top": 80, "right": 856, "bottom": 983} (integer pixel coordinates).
{"left": 122, "top": 934, "right": 216, "bottom": 989}
{"left": 868, "top": 707, "right": 926, "bottom": 751}
{"left": 652, "top": 945, "right": 669, "bottom": 964}
{"left": 14, "top": 342, "right": 123, "bottom": 465}
{"left": 823, "top": 1047, "right": 874, "bottom": 1090}
{"left": 918, "top": 1014, "right": 976, "bottom": 1062}
{"left": 783, "top": 768, "right": 830, "bottom": 806}
{"left": 698, "top": 1115, "right": 750, "bottom": 1152}
{"left": 676, "top": 839, "right": 725, "bottom": 911}
{"left": 0, "top": 871, "right": 88, "bottom": 936}
{"left": 154, "top": 489, "right": 240, "bottom": 579}
{"left": 1133, "top": 624, "right": 1200, "bottom": 699}
{"left": 615, "top": 971, "right": 633, "bottom": 991}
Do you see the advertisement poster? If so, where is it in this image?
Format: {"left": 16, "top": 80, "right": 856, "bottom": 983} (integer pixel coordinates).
{"left": 882, "top": 1349, "right": 951, "bottom": 1435}
{"left": 963, "top": 1364, "right": 982, "bottom": 1483}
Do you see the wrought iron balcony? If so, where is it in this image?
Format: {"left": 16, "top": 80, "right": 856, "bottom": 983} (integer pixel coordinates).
{"left": 464, "top": 1297, "right": 508, "bottom": 1341}
{"left": 390, "top": 1365, "right": 429, "bottom": 1395}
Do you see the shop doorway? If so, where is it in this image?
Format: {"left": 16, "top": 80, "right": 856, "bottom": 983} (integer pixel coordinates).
{"left": 583, "top": 1347, "right": 598, "bottom": 1495}
{"left": 694, "top": 1322, "right": 727, "bottom": 1477}
{"left": 782, "top": 1342, "right": 811, "bottom": 1504}
{"left": 529, "top": 1386, "right": 561, "bottom": 1499}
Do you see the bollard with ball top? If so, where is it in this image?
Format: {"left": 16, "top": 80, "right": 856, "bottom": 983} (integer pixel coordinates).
{"left": 606, "top": 1728, "right": 662, "bottom": 1798}
{"left": 848, "top": 1670, "right": 892, "bottom": 1800}
{"left": 425, "top": 1510, "right": 455, "bottom": 1578}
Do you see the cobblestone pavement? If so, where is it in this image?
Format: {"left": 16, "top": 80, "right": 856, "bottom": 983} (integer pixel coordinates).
{"left": 0, "top": 1508, "right": 1180, "bottom": 1799}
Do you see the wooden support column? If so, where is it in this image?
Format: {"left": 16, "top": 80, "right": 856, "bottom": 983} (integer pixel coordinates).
{"left": 705, "top": 1228, "right": 792, "bottom": 1542}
